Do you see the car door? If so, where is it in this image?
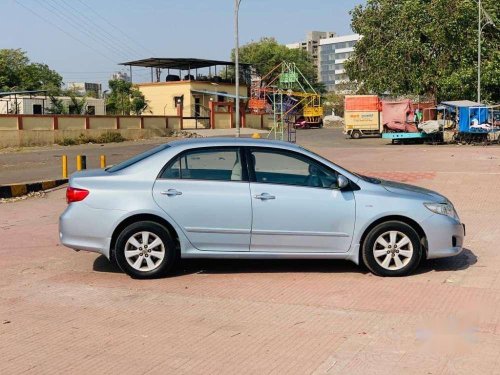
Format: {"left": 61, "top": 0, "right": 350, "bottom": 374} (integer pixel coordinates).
{"left": 153, "top": 147, "right": 252, "bottom": 252}
{"left": 248, "top": 147, "right": 355, "bottom": 253}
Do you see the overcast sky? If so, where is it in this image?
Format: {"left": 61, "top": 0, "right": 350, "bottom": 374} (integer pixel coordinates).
{"left": 3, "top": 0, "right": 365, "bottom": 86}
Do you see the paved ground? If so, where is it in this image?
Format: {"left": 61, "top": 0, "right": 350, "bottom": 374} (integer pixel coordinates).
{"left": 1, "top": 131, "right": 500, "bottom": 374}
{"left": 0, "top": 127, "right": 483, "bottom": 184}
{"left": 0, "top": 128, "right": 268, "bottom": 184}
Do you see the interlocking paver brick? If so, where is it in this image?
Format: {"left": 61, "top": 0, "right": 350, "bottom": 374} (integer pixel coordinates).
{"left": 1, "top": 143, "right": 499, "bottom": 374}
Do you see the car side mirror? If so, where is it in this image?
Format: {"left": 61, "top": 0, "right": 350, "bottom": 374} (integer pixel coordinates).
{"left": 337, "top": 175, "right": 350, "bottom": 190}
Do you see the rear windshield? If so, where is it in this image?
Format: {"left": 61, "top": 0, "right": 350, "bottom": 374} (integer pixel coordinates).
{"left": 106, "top": 144, "right": 170, "bottom": 172}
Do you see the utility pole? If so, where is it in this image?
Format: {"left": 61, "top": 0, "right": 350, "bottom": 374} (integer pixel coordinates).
{"left": 234, "top": 0, "right": 241, "bottom": 137}
{"left": 478, "top": 0, "right": 481, "bottom": 103}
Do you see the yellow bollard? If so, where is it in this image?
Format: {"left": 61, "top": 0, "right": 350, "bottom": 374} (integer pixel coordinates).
{"left": 62, "top": 155, "right": 68, "bottom": 179}
{"left": 76, "top": 155, "right": 82, "bottom": 171}
{"left": 251, "top": 132, "right": 261, "bottom": 139}
{"left": 100, "top": 155, "right": 106, "bottom": 169}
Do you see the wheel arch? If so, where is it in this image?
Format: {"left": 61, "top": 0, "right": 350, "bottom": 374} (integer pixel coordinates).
{"left": 358, "top": 215, "right": 427, "bottom": 261}
{"left": 110, "top": 213, "right": 180, "bottom": 261}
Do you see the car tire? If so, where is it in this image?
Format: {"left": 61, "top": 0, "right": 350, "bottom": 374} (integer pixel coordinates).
{"left": 351, "top": 130, "right": 361, "bottom": 139}
{"left": 114, "top": 221, "right": 177, "bottom": 279}
{"left": 362, "top": 221, "right": 422, "bottom": 276}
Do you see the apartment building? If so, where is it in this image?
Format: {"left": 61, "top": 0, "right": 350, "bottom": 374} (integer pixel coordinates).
{"left": 319, "top": 34, "right": 361, "bottom": 92}
{"left": 286, "top": 31, "right": 336, "bottom": 78}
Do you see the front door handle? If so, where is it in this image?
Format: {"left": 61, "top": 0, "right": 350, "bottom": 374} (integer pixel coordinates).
{"left": 161, "top": 189, "right": 182, "bottom": 196}
{"left": 254, "top": 193, "right": 276, "bottom": 200}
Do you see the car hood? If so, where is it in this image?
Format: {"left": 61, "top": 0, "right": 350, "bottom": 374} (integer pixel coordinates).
{"left": 380, "top": 179, "right": 447, "bottom": 202}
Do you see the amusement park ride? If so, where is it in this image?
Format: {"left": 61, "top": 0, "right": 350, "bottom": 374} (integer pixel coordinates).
{"left": 248, "top": 61, "right": 323, "bottom": 142}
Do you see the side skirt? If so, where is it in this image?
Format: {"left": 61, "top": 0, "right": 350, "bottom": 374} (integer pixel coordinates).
{"left": 181, "top": 244, "right": 360, "bottom": 265}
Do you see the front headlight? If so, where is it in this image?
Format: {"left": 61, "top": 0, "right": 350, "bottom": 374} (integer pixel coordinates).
{"left": 424, "top": 202, "right": 459, "bottom": 221}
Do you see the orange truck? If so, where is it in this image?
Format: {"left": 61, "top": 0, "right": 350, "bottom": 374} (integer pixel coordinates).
{"left": 343, "top": 95, "right": 382, "bottom": 139}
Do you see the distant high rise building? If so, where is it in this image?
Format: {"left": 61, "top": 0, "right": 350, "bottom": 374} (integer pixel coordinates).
{"left": 111, "top": 71, "right": 131, "bottom": 82}
{"left": 319, "top": 34, "right": 361, "bottom": 92}
{"left": 286, "top": 31, "right": 336, "bottom": 78}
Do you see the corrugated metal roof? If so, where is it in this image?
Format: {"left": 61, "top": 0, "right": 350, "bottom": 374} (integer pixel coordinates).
{"left": 120, "top": 58, "right": 250, "bottom": 70}
{"left": 440, "top": 100, "right": 483, "bottom": 107}
{"left": 0, "top": 90, "right": 47, "bottom": 98}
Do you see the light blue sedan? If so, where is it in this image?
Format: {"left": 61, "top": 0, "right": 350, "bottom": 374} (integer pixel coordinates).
{"left": 59, "top": 138, "right": 464, "bottom": 278}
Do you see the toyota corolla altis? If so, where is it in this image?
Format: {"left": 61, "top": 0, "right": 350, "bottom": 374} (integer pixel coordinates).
{"left": 60, "top": 138, "right": 464, "bottom": 278}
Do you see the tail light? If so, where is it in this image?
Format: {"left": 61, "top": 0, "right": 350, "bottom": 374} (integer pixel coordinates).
{"left": 66, "top": 187, "right": 89, "bottom": 203}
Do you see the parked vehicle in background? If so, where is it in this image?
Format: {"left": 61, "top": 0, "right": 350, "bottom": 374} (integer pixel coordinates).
{"left": 59, "top": 138, "right": 465, "bottom": 279}
{"left": 293, "top": 116, "right": 323, "bottom": 129}
{"left": 344, "top": 95, "right": 381, "bottom": 139}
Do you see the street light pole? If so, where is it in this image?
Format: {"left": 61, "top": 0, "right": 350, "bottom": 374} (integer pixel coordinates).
{"left": 234, "top": 0, "right": 241, "bottom": 137}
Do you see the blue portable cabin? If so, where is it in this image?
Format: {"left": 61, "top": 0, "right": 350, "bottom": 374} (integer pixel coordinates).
{"left": 439, "top": 100, "right": 488, "bottom": 133}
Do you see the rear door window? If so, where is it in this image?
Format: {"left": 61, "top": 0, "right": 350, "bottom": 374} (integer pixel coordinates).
{"left": 161, "top": 148, "right": 245, "bottom": 182}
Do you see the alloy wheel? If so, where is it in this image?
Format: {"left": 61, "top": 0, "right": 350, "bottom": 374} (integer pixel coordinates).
{"left": 373, "top": 230, "right": 413, "bottom": 271}
{"left": 124, "top": 231, "right": 165, "bottom": 272}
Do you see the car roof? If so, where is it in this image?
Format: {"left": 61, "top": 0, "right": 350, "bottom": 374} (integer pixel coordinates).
{"left": 167, "top": 137, "right": 303, "bottom": 150}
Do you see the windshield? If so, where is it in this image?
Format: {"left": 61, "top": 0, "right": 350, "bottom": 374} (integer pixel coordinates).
{"left": 106, "top": 144, "right": 170, "bottom": 172}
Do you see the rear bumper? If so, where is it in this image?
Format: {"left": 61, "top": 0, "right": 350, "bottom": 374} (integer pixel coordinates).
{"left": 421, "top": 214, "right": 465, "bottom": 260}
{"left": 59, "top": 203, "right": 121, "bottom": 259}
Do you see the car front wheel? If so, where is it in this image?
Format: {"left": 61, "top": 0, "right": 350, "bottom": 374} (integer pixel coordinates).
{"left": 351, "top": 130, "right": 362, "bottom": 139}
{"left": 115, "top": 221, "right": 177, "bottom": 279}
{"left": 362, "top": 221, "right": 422, "bottom": 276}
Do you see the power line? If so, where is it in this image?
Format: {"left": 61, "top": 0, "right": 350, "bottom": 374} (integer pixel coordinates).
{"left": 39, "top": 0, "right": 131, "bottom": 61}
{"left": 75, "top": 0, "right": 155, "bottom": 56}
{"left": 14, "top": 0, "right": 117, "bottom": 64}
{"left": 57, "top": 0, "right": 144, "bottom": 58}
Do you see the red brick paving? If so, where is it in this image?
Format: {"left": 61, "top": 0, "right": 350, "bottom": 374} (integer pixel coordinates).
{"left": 0, "top": 145, "right": 499, "bottom": 374}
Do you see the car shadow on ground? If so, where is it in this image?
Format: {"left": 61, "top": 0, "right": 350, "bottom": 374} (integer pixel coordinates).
{"left": 92, "top": 248, "right": 477, "bottom": 278}
{"left": 417, "top": 248, "right": 477, "bottom": 274}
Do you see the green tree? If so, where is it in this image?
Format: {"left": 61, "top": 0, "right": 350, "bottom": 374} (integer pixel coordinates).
{"left": 130, "top": 89, "right": 149, "bottom": 115}
{"left": 68, "top": 94, "right": 87, "bottom": 115}
{"left": 0, "top": 49, "right": 62, "bottom": 93}
{"left": 45, "top": 95, "right": 68, "bottom": 114}
{"left": 345, "top": 0, "right": 499, "bottom": 103}
{"left": 106, "top": 79, "right": 149, "bottom": 115}
{"left": 229, "top": 37, "right": 322, "bottom": 92}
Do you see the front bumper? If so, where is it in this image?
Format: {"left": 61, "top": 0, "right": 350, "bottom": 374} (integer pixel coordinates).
{"left": 420, "top": 214, "right": 465, "bottom": 259}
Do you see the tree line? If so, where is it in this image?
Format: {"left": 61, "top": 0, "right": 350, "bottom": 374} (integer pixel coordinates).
{"left": 0, "top": 49, "right": 149, "bottom": 115}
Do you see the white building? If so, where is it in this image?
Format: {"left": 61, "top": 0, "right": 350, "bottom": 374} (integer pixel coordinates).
{"left": 286, "top": 31, "right": 336, "bottom": 77}
{"left": 319, "top": 34, "right": 361, "bottom": 92}
{"left": 66, "top": 82, "right": 102, "bottom": 98}
{"left": 111, "top": 71, "right": 131, "bottom": 82}
{"left": 0, "top": 95, "right": 106, "bottom": 115}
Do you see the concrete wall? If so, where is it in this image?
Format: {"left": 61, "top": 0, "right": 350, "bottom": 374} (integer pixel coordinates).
{"left": 0, "top": 116, "right": 19, "bottom": 130}
{"left": 119, "top": 117, "right": 141, "bottom": 129}
{"left": 144, "top": 117, "right": 167, "bottom": 130}
{"left": 0, "top": 114, "right": 181, "bottom": 148}
{"left": 59, "top": 117, "right": 86, "bottom": 130}
{"left": 263, "top": 116, "right": 275, "bottom": 129}
{"left": 214, "top": 112, "right": 231, "bottom": 129}
{"left": 246, "top": 114, "right": 263, "bottom": 129}
{"left": 89, "top": 117, "right": 116, "bottom": 130}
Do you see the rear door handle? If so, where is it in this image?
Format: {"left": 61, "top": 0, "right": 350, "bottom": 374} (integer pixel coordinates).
{"left": 254, "top": 193, "right": 276, "bottom": 200}
{"left": 161, "top": 189, "right": 182, "bottom": 196}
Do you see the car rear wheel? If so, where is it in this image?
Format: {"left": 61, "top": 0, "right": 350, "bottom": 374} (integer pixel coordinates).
{"left": 362, "top": 221, "right": 421, "bottom": 276}
{"left": 115, "top": 221, "right": 177, "bottom": 279}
